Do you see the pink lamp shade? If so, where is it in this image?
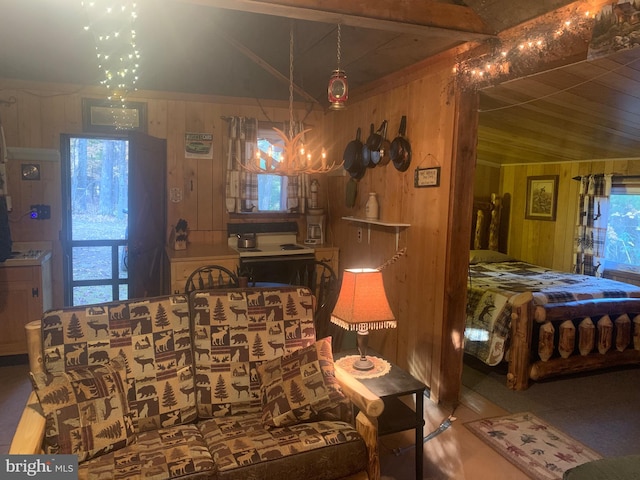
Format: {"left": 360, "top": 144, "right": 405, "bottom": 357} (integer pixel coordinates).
{"left": 331, "top": 268, "right": 396, "bottom": 370}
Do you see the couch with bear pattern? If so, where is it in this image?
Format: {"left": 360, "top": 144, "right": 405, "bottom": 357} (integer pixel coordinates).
{"left": 10, "top": 286, "right": 384, "bottom": 480}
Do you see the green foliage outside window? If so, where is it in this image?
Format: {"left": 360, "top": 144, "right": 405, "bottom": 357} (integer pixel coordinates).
{"left": 606, "top": 194, "right": 640, "bottom": 267}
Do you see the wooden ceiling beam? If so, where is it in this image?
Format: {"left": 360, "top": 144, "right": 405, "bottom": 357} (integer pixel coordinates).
{"left": 178, "top": 0, "right": 496, "bottom": 40}
{"left": 213, "top": 24, "right": 320, "bottom": 105}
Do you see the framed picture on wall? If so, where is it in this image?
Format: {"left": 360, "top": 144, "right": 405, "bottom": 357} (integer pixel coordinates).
{"left": 525, "top": 175, "right": 558, "bottom": 221}
{"left": 82, "top": 98, "right": 147, "bottom": 133}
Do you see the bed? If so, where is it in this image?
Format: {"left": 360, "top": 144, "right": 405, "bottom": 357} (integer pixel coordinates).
{"left": 465, "top": 194, "right": 640, "bottom": 390}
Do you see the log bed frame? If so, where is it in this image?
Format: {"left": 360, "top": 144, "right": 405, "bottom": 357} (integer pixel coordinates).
{"left": 472, "top": 194, "right": 640, "bottom": 390}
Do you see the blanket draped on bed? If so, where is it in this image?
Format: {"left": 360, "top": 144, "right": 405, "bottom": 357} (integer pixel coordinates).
{"left": 465, "top": 261, "right": 640, "bottom": 366}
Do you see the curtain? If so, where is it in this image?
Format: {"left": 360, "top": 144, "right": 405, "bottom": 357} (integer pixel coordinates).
{"left": 285, "top": 120, "right": 308, "bottom": 214}
{"left": 573, "top": 174, "right": 612, "bottom": 277}
{"left": 225, "top": 117, "right": 311, "bottom": 213}
{"left": 225, "top": 117, "right": 259, "bottom": 213}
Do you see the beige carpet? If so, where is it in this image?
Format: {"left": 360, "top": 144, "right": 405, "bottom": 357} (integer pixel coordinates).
{"left": 465, "top": 412, "right": 602, "bottom": 480}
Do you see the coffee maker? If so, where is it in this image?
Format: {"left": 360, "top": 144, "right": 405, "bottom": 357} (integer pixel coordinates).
{"left": 305, "top": 179, "right": 325, "bottom": 245}
{"left": 305, "top": 213, "right": 325, "bottom": 245}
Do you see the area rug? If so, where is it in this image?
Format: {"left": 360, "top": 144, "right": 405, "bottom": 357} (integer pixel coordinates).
{"left": 465, "top": 412, "right": 602, "bottom": 480}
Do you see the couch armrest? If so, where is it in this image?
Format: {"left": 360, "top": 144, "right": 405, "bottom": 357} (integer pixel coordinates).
{"left": 334, "top": 365, "right": 383, "bottom": 480}
{"left": 334, "top": 365, "right": 384, "bottom": 418}
{"left": 25, "top": 320, "right": 44, "bottom": 374}
{"left": 9, "top": 391, "right": 45, "bottom": 454}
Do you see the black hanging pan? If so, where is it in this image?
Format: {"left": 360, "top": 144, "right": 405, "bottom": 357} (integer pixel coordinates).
{"left": 343, "top": 127, "right": 363, "bottom": 174}
{"left": 390, "top": 115, "right": 412, "bottom": 172}
{"left": 361, "top": 123, "right": 374, "bottom": 168}
{"left": 370, "top": 121, "right": 389, "bottom": 167}
{"left": 366, "top": 120, "right": 387, "bottom": 151}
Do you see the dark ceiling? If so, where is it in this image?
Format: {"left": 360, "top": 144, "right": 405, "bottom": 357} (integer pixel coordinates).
{"left": 0, "top": 0, "right": 577, "bottom": 107}
{"left": 3, "top": 0, "right": 636, "bottom": 167}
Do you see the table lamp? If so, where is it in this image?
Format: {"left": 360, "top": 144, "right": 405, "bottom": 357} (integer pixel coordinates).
{"left": 331, "top": 268, "right": 396, "bottom": 370}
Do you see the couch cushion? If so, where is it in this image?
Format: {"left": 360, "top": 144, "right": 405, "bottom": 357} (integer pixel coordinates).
{"left": 257, "top": 336, "right": 347, "bottom": 428}
{"left": 41, "top": 296, "right": 197, "bottom": 433}
{"left": 198, "top": 413, "right": 367, "bottom": 480}
{"left": 30, "top": 355, "right": 135, "bottom": 462}
{"left": 190, "top": 287, "right": 317, "bottom": 418}
{"left": 77, "top": 424, "right": 215, "bottom": 480}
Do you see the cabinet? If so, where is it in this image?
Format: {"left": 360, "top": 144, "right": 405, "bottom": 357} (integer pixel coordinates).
{"left": 0, "top": 256, "right": 52, "bottom": 356}
{"left": 314, "top": 246, "right": 339, "bottom": 275}
{"left": 167, "top": 244, "right": 239, "bottom": 294}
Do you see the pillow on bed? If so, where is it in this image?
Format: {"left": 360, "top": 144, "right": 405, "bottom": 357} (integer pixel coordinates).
{"left": 469, "top": 249, "right": 516, "bottom": 264}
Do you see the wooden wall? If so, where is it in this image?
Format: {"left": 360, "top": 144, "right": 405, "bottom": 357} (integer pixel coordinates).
{"left": 0, "top": 79, "right": 323, "bottom": 308}
{"left": 322, "top": 50, "right": 476, "bottom": 403}
{"left": 474, "top": 161, "right": 500, "bottom": 202}
{"left": 1, "top": 47, "right": 476, "bottom": 403}
{"left": 501, "top": 159, "right": 640, "bottom": 270}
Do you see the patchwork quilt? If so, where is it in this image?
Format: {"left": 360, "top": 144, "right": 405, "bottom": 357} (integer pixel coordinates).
{"left": 465, "top": 260, "right": 640, "bottom": 365}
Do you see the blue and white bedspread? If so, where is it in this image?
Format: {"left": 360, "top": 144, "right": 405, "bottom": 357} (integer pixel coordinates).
{"left": 464, "top": 260, "right": 640, "bottom": 366}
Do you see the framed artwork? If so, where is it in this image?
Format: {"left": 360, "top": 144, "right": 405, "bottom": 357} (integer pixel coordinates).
{"left": 414, "top": 167, "right": 440, "bottom": 188}
{"left": 82, "top": 98, "right": 147, "bottom": 133}
{"left": 525, "top": 175, "right": 558, "bottom": 221}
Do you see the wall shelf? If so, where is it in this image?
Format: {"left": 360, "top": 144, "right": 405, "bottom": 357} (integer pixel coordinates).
{"left": 341, "top": 216, "right": 410, "bottom": 250}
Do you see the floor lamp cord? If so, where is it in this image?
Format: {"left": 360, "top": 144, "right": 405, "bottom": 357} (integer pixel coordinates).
{"left": 393, "top": 407, "right": 457, "bottom": 457}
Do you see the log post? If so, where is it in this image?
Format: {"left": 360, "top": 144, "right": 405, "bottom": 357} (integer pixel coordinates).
{"left": 558, "top": 320, "right": 575, "bottom": 359}
{"left": 506, "top": 292, "right": 533, "bottom": 390}
{"left": 615, "top": 314, "right": 631, "bottom": 352}
{"left": 579, "top": 317, "right": 595, "bottom": 356}
{"left": 25, "top": 320, "right": 43, "bottom": 374}
{"left": 356, "top": 412, "right": 380, "bottom": 480}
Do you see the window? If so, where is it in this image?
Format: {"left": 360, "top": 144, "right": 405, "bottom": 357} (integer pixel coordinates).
{"left": 256, "top": 126, "right": 288, "bottom": 212}
{"left": 605, "top": 182, "right": 640, "bottom": 271}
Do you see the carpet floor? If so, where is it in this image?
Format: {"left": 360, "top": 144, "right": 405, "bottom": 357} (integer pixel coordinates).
{"left": 462, "top": 355, "right": 640, "bottom": 458}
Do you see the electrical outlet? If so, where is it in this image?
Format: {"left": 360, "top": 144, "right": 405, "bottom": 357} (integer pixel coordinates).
{"left": 357, "top": 227, "right": 363, "bottom": 243}
{"left": 29, "top": 204, "right": 51, "bottom": 220}
{"left": 170, "top": 187, "right": 183, "bottom": 203}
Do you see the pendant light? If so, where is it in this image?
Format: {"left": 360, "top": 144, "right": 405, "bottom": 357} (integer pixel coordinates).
{"left": 328, "top": 24, "right": 348, "bottom": 110}
{"left": 237, "top": 23, "right": 342, "bottom": 176}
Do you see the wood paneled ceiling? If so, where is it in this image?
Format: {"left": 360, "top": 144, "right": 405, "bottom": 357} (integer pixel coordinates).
{"left": 478, "top": 46, "right": 640, "bottom": 165}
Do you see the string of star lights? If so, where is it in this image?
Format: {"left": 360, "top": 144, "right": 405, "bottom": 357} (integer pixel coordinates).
{"left": 82, "top": 1, "right": 140, "bottom": 106}
{"left": 455, "top": 5, "right": 597, "bottom": 88}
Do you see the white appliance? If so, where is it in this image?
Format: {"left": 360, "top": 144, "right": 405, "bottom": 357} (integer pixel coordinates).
{"left": 228, "top": 232, "right": 315, "bottom": 257}
{"left": 305, "top": 214, "right": 325, "bottom": 245}
{"left": 227, "top": 225, "right": 316, "bottom": 285}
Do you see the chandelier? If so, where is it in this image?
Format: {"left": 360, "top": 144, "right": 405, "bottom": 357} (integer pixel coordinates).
{"left": 238, "top": 24, "right": 342, "bottom": 176}
{"left": 83, "top": 0, "right": 140, "bottom": 105}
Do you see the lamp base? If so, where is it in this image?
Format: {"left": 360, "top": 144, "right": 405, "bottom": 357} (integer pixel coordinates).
{"left": 354, "top": 329, "right": 374, "bottom": 370}
{"left": 352, "top": 356, "right": 375, "bottom": 371}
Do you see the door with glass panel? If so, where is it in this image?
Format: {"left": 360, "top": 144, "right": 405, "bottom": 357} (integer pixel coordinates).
{"left": 61, "top": 135, "right": 129, "bottom": 306}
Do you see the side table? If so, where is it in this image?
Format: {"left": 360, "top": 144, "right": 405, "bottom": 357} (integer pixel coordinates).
{"left": 335, "top": 350, "right": 427, "bottom": 480}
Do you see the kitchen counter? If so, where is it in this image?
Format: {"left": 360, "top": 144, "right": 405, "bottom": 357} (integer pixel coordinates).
{"left": 165, "top": 243, "right": 239, "bottom": 262}
{"left": 1, "top": 241, "right": 53, "bottom": 268}
{"left": 166, "top": 243, "right": 240, "bottom": 294}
